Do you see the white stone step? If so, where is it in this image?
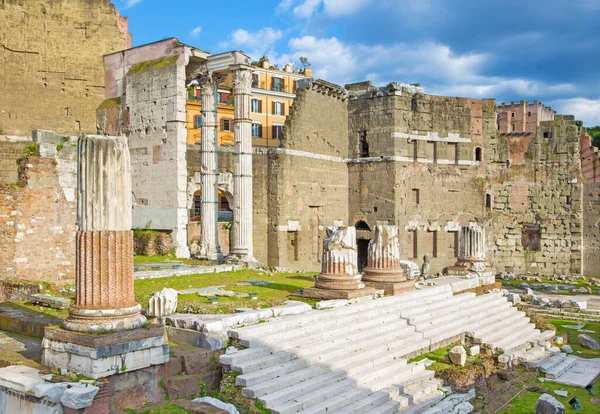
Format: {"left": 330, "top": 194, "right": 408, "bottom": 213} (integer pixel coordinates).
{"left": 398, "top": 390, "right": 445, "bottom": 414}
{"left": 329, "top": 390, "right": 392, "bottom": 414}
{"left": 404, "top": 293, "right": 477, "bottom": 323}
{"left": 232, "top": 286, "right": 451, "bottom": 340}
{"left": 237, "top": 359, "right": 308, "bottom": 387}
{"left": 468, "top": 308, "right": 525, "bottom": 339}
{"left": 420, "top": 297, "right": 509, "bottom": 342}
{"left": 220, "top": 346, "right": 272, "bottom": 366}
{"left": 368, "top": 399, "right": 402, "bottom": 414}
{"left": 235, "top": 324, "right": 416, "bottom": 377}
{"left": 492, "top": 325, "right": 540, "bottom": 352}
{"left": 233, "top": 351, "right": 293, "bottom": 373}
{"left": 499, "top": 329, "right": 541, "bottom": 354}
{"left": 259, "top": 370, "right": 346, "bottom": 408}
{"left": 546, "top": 355, "right": 578, "bottom": 379}
{"left": 278, "top": 316, "right": 413, "bottom": 355}
{"left": 271, "top": 377, "right": 357, "bottom": 414}
{"left": 296, "top": 387, "right": 374, "bottom": 414}
{"left": 243, "top": 365, "right": 331, "bottom": 398}
{"left": 477, "top": 317, "right": 532, "bottom": 345}
{"left": 239, "top": 306, "right": 410, "bottom": 348}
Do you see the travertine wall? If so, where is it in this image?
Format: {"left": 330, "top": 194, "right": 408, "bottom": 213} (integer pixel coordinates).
{"left": 0, "top": 141, "right": 29, "bottom": 185}
{"left": 0, "top": 132, "right": 77, "bottom": 285}
{"left": 346, "top": 86, "right": 489, "bottom": 273}
{"left": 0, "top": 0, "right": 130, "bottom": 136}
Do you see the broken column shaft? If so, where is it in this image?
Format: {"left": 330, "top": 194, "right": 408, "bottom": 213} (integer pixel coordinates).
{"left": 63, "top": 135, "right": 146, "bottom": 333}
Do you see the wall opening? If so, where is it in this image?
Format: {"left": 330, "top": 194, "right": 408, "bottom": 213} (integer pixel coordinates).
{"left": 359, "top": 131, "right": 369, "bottom": 158}
{"left": 431, "top": 231, "right": 438, "bottom": 258}
{"left": 287, "top": 231, "right": 299, "bottom": 261}
{"left": 485, "top": 193, "right": 492, "bottom": 209}
{"left": 453, "top": 231, "right": 459, "bottom": 257}
{"left": 475, "top": 147, "right": 482, "bottom": 162}
{"left": 357, "top": 239, "right": 370, "bottom": 270}
{"left": 522, "top": 224, "right": 541, "bottom": 251}
{"left": 411, "top": 230, "right": 418, "bottom": 259}
{"left": 412, "top": 189, "right": 420, "bottom": 205}
{"left": 190, "top": 189, "right": 201, "bottom": 221}
{"left": 355, "top": 220, "right": 371, "bottom": 231}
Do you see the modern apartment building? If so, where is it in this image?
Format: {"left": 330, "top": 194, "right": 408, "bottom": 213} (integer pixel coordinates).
{"left": 186, "top": 55, "right": 312, "bottom": 147}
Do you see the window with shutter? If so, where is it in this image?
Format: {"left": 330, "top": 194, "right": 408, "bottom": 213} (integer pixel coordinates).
{"left": 281, "top": 102, "right": 285, "bottom": 116}
{"left": 194, "top": 115, "right": 202, "bottom": 129}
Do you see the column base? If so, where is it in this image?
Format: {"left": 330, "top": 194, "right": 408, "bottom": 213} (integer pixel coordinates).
{"left": 64, "top": 304, "right": 146, "bottom": 333}
{"left": 362, "top": 267, "right": 407, "bottom": 283}
{"left": 363, "top": 280, "right": 416, "bottom": 296}
{"left": 42, "top": 325, "right": 169, "bottom": 380}
{"left": 314, "top": 273, "right": 365, "bottom": 290}
{"left": 301, "top": 286, "right": 377, "bottom": 300}
{"left": 225, "top": 252, "right": 259, "bottom": 267}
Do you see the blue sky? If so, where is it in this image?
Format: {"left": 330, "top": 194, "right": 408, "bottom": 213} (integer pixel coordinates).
{"left": 119, "top": 0, "right": 600, "bottom": 125}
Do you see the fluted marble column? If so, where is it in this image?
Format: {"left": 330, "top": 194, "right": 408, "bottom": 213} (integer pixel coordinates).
{"left": 64, "top": 135, "right": 146, "bottom": 333}
{"left": 459, "top": 224, "right": 486, "bottom": 261}
{"left": 229, "top": 65, "right": 254, "bottom": 261}
{"left": 198, "top": 73, "right": 221, "bottom": 260}
{"left": 363, "top": 224, "right": 406, "bottom": 283}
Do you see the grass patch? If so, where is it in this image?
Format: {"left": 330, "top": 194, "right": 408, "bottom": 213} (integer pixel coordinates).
{"left": 128, "top": 56, "right": 179, "bottom": 75}
{"left": 134, "top": 269, "right": 316, "bottom": 314}
{"left": 134, "top": 255, "right": 210, "bottom": 266}
{"left": 497, "top": 378, "right": 600, "bottom": 413}
{"left": 98, "top": 97, "right": 121, "bottom": 109}
{"left": 548, "top": 319, "right": 600, "bottom": 358}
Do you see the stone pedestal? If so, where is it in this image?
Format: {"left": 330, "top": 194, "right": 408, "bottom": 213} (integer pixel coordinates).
{"left": 362, "top": 224, "right": 415, "bottom": 295}
{"left": 43, "top": 135, "right": 167, "bottom": 379}
{"left": 42, "top": 326, "right": 168, "bottom": 380}
{"left": 446, "top": 224, "right": 494, "bottom": 277}
{"left": 303, "top": 226, "right": 375, "bottom": 300}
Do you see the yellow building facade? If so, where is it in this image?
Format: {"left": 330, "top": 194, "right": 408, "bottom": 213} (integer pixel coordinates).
{"left": 186, "top": 57, "right": 311, "bottom": 147}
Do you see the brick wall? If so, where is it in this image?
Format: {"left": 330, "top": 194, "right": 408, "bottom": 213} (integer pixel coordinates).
{"left": 0, "top": 157, "right": 76, "bottom": 285}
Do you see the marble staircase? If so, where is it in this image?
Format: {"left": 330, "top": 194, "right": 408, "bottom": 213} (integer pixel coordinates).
{"left": 221, "top": 285, "right": 555, "bottom": 413}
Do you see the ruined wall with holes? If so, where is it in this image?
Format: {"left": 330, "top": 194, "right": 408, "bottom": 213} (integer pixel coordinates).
{"left": 346, "top": 84, "right": 492, "bottom": 274}
{"left": 485, "top": 116, "right": 583, "bottom": 275}
{"left": 0, "top": 0, "right": 130, "bottom": 136}
{"left": 583, "top": 183, "right": 600, "bottom": 276}
{"left": 0, "top": 131, "right": 77, "bottom": 285}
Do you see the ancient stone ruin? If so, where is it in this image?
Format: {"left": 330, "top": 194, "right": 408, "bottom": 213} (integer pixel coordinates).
{"left": 447, "top": 224, "right": 494, "bottom": 277}
{"left": 362, "top": 223, "right": 415, "bottom": 295}
{"left": 42, "top": 135, "right": 168, "bottom": 379}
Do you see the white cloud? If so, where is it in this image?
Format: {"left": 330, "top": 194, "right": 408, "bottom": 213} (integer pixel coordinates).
{"left": 189, "top": 26, "right": 202, "bottom": 38}
{"left": 123, "top": 0, "right": 142, "bottom": 8}
{"left": 219, "top": 28, "right": 284, "bottom": 61}
{"left": 550, "top": 98, "right": 600, "bottom": 126}
{"left": 277, "top": 0, "right": 298, "bottom": 13}
{"left": 293, "top": 0, "right": 322, "bottom": 18}
{"left": 286, "top": 35, "right": 578, "bottom": 103}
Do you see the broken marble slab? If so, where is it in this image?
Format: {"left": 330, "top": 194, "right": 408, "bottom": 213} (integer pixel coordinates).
{"left": 28, "top": 294, "right": 70, "bottom": 309}
{"left": 236, "top": 280, "right": 275, "bottom": 286}
{"left": 167, "top": 301, "right": 312, "bottom": 333}
{"left": 178, "top": 286, "right": 249, "bottom": 298}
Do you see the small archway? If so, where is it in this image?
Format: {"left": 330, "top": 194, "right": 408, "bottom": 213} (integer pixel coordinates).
{"left": 475, "top": 147, "right": 483, "bottom": 162}
{"left": 485, "top": 193, "right": 492, "bottom": 209}
{"left": 355, "top": 220, "right": 371, "bottom": 231}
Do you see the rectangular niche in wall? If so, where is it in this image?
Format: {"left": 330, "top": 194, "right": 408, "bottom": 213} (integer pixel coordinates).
{"left": 522, "top": 224, "right": 541, "bottom": 251}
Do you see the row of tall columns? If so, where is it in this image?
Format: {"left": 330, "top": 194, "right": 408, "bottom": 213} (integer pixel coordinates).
{"left": 198, "top": 65, "right": 254, "bottom": 263}
{"left": 459, "top": 224, "right": 486, "bottom": 261}
{"left": 198, "top": 73, "right": 221, "bottom": 260}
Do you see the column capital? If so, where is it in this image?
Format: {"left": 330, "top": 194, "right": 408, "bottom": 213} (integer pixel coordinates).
{"left": 232, "top": 66, "right": 253, "bottom": 95}
{"left": 196, "top": 72, "right": 216, "bottom": 97}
